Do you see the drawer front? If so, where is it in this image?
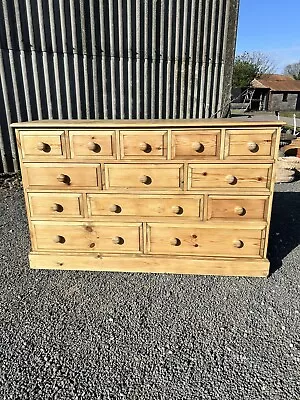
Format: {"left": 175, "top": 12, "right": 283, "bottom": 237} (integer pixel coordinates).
{"left": 33, "top": 222, "right": 142, "bottom": 252}
{"left": 23, "top": 163, "right": 101, "bottom": 189}
{"left": 188, "top": 164, "right": 272, "bottom": 190}
{"left": 69, "top": 130, "right": 116, "bottom": 159}
{"left": 207, "top": 195, "right": 268, "bottom": 220}
{"left": 105, "top": 164, "right": 184, "bottom": 190}
{"left": 147, "top": 223, "right": 264, "bottom": 257}
{"left": 19, "top": 130, "right": 66, "bottom": 159}
{"left": 171, "top": 130, "right": 220, "bottom": 159}
{"left": 225, "top": 129, "right": 276, "bottom": 159}
{"left": 120, "top": 130, "right": 167, "bottom": 159}
{"left": 28, "top": 193, "right": 83, "bottom": 218}
{"left": 88, "top": 194, "right": 202, "bottom": 218}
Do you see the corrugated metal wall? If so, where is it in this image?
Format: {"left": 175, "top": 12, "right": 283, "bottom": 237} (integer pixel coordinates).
{"left": 0, "top": 0, "right": 239, "bottom": 172}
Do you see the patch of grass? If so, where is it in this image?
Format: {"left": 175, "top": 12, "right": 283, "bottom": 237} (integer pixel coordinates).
{"left": 280, "top": 111, "right": 300, "bottom": 118}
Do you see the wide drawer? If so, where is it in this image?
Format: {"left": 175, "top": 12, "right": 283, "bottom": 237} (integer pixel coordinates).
{"left": 69, "top": 130, "right": 116, "bottom": 159}
{"left": 23, "top": 163, "right": 101, "bottom": 189}
{"left": 147, "top": 223, "right": 265, "bottom": 257}
{"left": 188, "top": 164, "right": 272, "bottom": 190}
{"left": 171, "top": 129, "right": 220, "bottom": 159}
{"left": 87, "top": 194, "right": 202, "bottom": 218}
{"left": 120, "top": 130, "right": 168, "bottom": 159}
{"left": 19, "top": 130, "right": 66, "bottom": 159}
{"left": 32, "top": 222, "right": 142, "bottom": 252}
{"left": 225, "top": 129, "right": 276, "bottom": 159}
{"left": 104, "top": 164, "right": 184, "bottom": 190}
{"left": 28, "top": 193, "right": 83, "bottom": 218}
{"left": 207, "top": 195, "right": 269, "bottom": 221}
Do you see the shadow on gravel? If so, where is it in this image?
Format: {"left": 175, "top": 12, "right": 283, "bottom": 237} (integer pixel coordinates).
{"left": 268, "top": 192, "right": 300, "bottom": 275}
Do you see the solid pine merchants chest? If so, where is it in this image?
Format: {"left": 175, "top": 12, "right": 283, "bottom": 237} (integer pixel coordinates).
{"left": 12, "top": 119, "right": 283, "bottom": 277}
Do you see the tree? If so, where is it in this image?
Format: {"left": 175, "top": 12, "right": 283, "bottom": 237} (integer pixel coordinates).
{"left": 232, "top": 51, "right": 276, "bottom": 88}
{"left": 284, "top": 61, "right": 300, "bottom": 80}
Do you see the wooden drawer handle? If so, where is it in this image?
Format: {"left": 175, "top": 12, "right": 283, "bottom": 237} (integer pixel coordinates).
{"left": 234, "top": 206, "right": 245, "bottom": 216}
{"left": 112, "top": 236, "right": 124, "bottom": 245}
{"left": 248, "top": 141, "right": 258, "bottom": 152}
{"left": 140, "top": 175, "right": 151, "bottom": 184}
{"left": 57, "top": 174, "right": 70, "bottom": 184}
{"left": 87, "top": 141, "right": 101, "bottom": 152}
{"left": 172, "top": 206, "right": 183, "bottom": 215}
{"left": 170, "top": 237, "right": 181, "bottom": 246}
{"left": 233, "top": 239, "right": 244, "bottom": 248}
{"left": 139, "top": 142, "right": 151, "bottom": 152}
{"left": 225, "top": 175, "right": 236, "bottom": 184}
{"left": 51, "top": 203, "right": 63, "bottom": 212}
{"left": 53, "top": 235, "right": 65, "bottom": 244}
{"left": 192, "top": 142, "right": 204, "bottom": 152}
{"left": 109, "top": 204, "right": 120, "bottom": 213}
{"left": 37, "top": 142, "right": 50, "bottom": 152}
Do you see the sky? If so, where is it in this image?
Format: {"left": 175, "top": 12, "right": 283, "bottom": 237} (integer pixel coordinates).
{"left": 236, "top": 0, "right": 300, "bottom": 73}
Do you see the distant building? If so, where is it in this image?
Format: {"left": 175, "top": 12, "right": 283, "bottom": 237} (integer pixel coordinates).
{"left": 251, "top": 74, "right": 300, "bottom": 111}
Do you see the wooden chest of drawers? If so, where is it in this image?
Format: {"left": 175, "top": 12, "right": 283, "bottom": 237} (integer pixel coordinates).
{"left": 12, "top": 119, "right": 283, "bottom": 277}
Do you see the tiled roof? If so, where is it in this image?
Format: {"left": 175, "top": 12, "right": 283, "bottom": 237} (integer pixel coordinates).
{"left": 251, "top": 74, "right": 300, "bottom": 92}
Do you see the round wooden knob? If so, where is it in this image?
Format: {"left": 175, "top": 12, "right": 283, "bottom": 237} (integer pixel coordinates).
{"left": 192, "top": 142, "right": 204, "bottom": 152}
{"left": 109, "top": 204, "right": 119, "bottom": 213}
{"left": 234, "top": 206, "right": 245, "bottom": 216}
{"left": 51, "top": 203, "right": 63, "bottom": 212}
{"left": 233, "top": 239, "right": 244, "bottom": 248}
{"left": 225, "top": 175, "right": 236, "bottom": 184}
{"left": 248, "top": 141, "right": 258, "bottom": 152}
{"left": 112, "top": 236, "right": 123, "bottom": 245}
{"left": 140, "top": 175, "right": 150, "bottom": 184}
{"left": 37, "top": 142, "right": 47, "bottom": 151}
{"left": 170, "top": 237, "right": 180, "bottom": 246}
{"left": 87, "top": 141, "right": 99, "bottom": 152}
{"left": 53, "top": 235, "right": 65, "bottom": 244}
{"left": 57, "top": 174, "right": 69, "bottom": 183}
{"left": 139, "top": 142, "right": 150, "bottom": 152}
{"left": 172, "top": 206, "right": 182, "bottom": 214}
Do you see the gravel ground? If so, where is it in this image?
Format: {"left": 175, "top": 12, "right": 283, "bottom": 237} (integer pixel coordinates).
{"left": 0, "top": 182, "right": 299, "bottom": 400}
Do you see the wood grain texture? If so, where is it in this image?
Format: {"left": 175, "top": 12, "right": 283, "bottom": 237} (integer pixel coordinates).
{"left": 29, "top": 253, "right": 270, "bottom": 277}
{"left": 69, "top": 130, "right": 116, "bottom": 159}
{"left": 171, "top": 129, "right": 220, "bottom": 159}
{"left": 147, "top": 222, "right": 265, "bottom": 257}
{"left": 14, "top": 119, "right": 284, "bottom": 277}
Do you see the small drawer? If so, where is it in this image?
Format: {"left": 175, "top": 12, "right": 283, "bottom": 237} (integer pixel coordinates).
{"left": 88, "top": 194, "right": 202, "bottom": 218}
{"left": 23, "top": 163, "right": 101, "bottom": 189}
{"left": 147, "top": 223, "right": 265, "bottom": 257}
{"left": 28, "top": 193, "right": 83, "bottom": 218}
{"left": 18, "top": 130, "right": 66, "bottom": 159}
{"left": 32, "top": 221, "right": 142, "bottom": 253}
{"left": 207, "top": 195, "right": 269, "bottom": 221}
{"left": 120, "top": 130, "right": 167, "bottom": 159}
{"left": 69, "top": 130, "right": 116, "bottom": 159}
{"left": 171, "top": 129, "right": 220, "bottom": 159}
{"left": 225, "top": 129, "right": 276, "bottom": 159}
{"left": 188, "top": 164, "right": 272, "bottom": 190}
{"left": 105, "top": 163, "right": 184, "bottom": 190}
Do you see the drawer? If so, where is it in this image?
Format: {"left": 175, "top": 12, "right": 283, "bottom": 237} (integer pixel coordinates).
{"left": 225, "top": 129, "right": 276, "bottom": 159}
{"left": 23, "top": 163, "right": 101, "bottom": 189}
{"left": 88, "top": 194, "right": 202, "bottom": 218}
{"left": 69, "top": 130, "right": 116, "bottom": 159}
{"left": 105, "top": 164, "right": 184, "bottom": 190}
{"left": 207, "top": 195, "right": 269, "bottom": 220}
{"left": 171, "top": 129, "right": 220, "bottom": 159}
{"left": 18, "top": 130, "right": 66, "bottom": 159}
{"left": 28, "top": 193, "right": 83, "bottom": 218}
{"left": 147, "top": 223, "right": 265, "bottom": 257}
{"left": 32, "top": 222, "right": 142, "bottom": 253}
{"left": 120, "top": 130, "right": 167, "bottom": 159}
{"left": 188, "top": 164, "right": 272, "bottom": 190}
